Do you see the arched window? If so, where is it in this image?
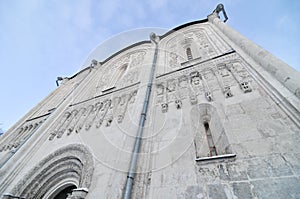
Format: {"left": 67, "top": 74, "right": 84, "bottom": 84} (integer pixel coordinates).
{"left": 191, "top": 104, "right": 235, "bottom": 161}
{"left": 204, "top": 122, "right": 217, "bottom": 156}
{"left": 116, "top": 64, "right": 128, "bottom": 83}
{"left": 186, "top": 47, "right": 193, "bottom": 60}
{"left": 104, "top": 63, "right": 128, "bottom": 92}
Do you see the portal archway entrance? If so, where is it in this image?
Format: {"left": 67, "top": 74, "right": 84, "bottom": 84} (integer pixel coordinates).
{"left": 51, "top": 184, "right": 76, "bottom": 199}
{"left": 10, "top": 144, "right": 94, "bottom": 199}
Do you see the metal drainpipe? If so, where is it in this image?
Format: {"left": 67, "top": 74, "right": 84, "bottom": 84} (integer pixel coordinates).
{"left": 122, "top": 33, "right": 159, "bottom": 199}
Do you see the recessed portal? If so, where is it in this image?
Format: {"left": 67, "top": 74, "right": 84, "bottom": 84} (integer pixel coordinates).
{"left": 53, "top": 185, "right": 76, "bottom": 199}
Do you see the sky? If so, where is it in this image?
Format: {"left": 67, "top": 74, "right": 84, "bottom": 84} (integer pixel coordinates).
{"left": 0, "top": 0, "right": 299, "bottom": 131}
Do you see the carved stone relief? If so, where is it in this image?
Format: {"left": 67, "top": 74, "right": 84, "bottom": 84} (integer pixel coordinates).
{"left": 0, "top": 116, "right": 47, "bottom": 152}
{"left": 95, "top": 100, "right": 110, "bottom": 128}
{"left": 120, "top": 94, "right": 131, "bottom": 123}
{"left": 105, "top": 115, "right": 113, "bottom": 127}
{"left": 169, "top": 52, "right": 180, "bottom": 68}
{"left": 52, "top": 112, "right": 71, "bottom": 139}
{"left": 224, "top": 86, "right": 233, "bottom": 98}
{"left": 98, "top": 50, "right": 146, "bottom": 92}
{"left": 177, "top": 75, "right": 190, "bottom": 99}
{"left": 130, "top": 51, "right": 146, "bottom": 68}
{"left": 194, "top": 31, "right": 217, "bottom": 58}
{"left": 154, "top": 53, "right": 258, "bottom": 117}
{"left": 59, "top": 110, "right": 78, "bottom": 135}
{"left": 167, "top": 79, "right": 177, "bottom": 92}
{"left": 205, "top": 91, "right": 213, "bottom": 101}
{"left": 129, "top": 90, "right": 137, "bottom": 104}
{"left": 178, "top": 75, "right": 189, "bottom": 88}
{"left": 85, "top": 102, "right": 103, "bottom": 130}
{"left": 67, "top": 108, "right": 86, "bottom": 135}
{"left": 10, "top": 144, "right": 94, "bottom": 199}
{"left": 190, "top": 95, "right": 198, "bottom": 105}
{"left": 203, "top": 69, "right": 219, "bottom": 92}
{"left": 161, "top": 103, "right": 168, "bottom": 113}
{"left": 75, "top": 105, "right": 94, "bottom": 134}
{"left": 175, "top": 100, "right": 183, "bottom": 109}
{"left": 48, "top": 89, "right": 138, "bottom": 140}
{"left": 190, "top": 71, "right": 201, "bottom": 86}
{"left": 116, "top": 69, "right": 139, "bottom": 87}
{"left": 240, "top": 81, "right": 252, "bottom": 93}
{"left": 156, "top": 84, "right": 165, "bottom": 96}
{"left": 226, "top": 61, "right": 253, "bottom": 93}
{"left": 165, "top": 28, "right": 223, "bottom": 73}
{"left": 215, "top": 64, "right": 236, "bottom": 98}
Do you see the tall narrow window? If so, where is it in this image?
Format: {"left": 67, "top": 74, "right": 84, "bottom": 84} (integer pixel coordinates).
{"left": 192, "top": 104, "right": 235, "bottom": 161}
{"left": 103, "top": 63, "right": 128, "bottom": 92}
{"left": 204, "top": 122, "right": 217, "bottom": 156}
{"left": 186, "top": 47, "right": 193, "bottom": 60}
{"left": 110, "top": 63, "right": 128, "bottom": 88}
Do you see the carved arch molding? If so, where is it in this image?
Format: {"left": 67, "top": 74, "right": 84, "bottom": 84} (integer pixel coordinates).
{"left": 10, "top": 144, "right": 94, "bottom": 199}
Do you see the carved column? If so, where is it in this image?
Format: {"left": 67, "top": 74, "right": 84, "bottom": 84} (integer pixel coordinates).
{"left": 207, "top": 13, "right": 300, "bottom": 98}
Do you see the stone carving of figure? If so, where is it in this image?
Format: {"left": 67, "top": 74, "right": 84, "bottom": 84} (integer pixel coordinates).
{"left": 190, "top": 95, "right": 198, "bottom": 105}
{"left": 190, "top": 71, "right": 201, "bottom": 86}
{"left": 205, "top": 91, "right": 213, "bottom": 101}
{"left": 167, "top": 79, "right": 177, "bottom": 92}
{"left": 106, "top": 116, "right": 113, "bottom": 127}
{"left": 169, "top": 52, "right": 179, "bottom": 68}
{"left": 178, "top": 75, "right": 189, "bottom": 88}
{"left": 175, "top": 100, "right": 183, "bottom": 109}
{"left": 156, "top": 84, "right": 165, "bottom": 95}
{"left": 130, "top": 51, "right": 145, "bottom": 67}
{"left": 161, "top": 103, "right": 168, "bottom": 113}
{"left": 224, "top": 86, "right": 233, "bottom": 98}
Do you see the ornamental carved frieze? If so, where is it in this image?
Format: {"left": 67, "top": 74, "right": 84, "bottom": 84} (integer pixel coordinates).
{"left": 48, "top": 88, "right": 138, "bottom": 140}
{"left": 155, "top": 53, "right": 254, "bottom": 113}
{"left": 0, "top": 116, "right": 47, "bottom": 153}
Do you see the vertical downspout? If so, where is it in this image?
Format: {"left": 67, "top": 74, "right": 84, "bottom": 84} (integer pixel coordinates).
{"left": 122, "top": 33, "right": 159, "bottom": 199}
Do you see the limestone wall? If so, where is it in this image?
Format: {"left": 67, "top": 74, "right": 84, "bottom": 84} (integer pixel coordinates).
{"left": 0, "top": 17, "right": 299, "bottom": 199}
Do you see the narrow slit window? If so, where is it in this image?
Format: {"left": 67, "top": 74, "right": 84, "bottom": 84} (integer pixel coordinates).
{"left": 204, "top": 122, "right": 217, "bottom": 156}
{"left": 186, "top": 47, "right": 193, "bottom": 60}
{"left": 193, "top": 104, "right": 236, "bottom": 162}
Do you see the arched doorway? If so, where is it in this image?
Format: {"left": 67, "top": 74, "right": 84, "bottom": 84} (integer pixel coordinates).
{"left": 10, "top": 144, "right": 94, "bottom": 199}
{"left": 50, "top": 184, "right": 77, "bottom": 199}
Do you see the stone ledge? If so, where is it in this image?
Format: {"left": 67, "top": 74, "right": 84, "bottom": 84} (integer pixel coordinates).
{"left": 195, "top": 153, "right": 236, "bottom": 162}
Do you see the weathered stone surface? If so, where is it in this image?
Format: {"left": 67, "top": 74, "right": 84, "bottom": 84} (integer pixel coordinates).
{"left": 251, "top": 177, "right": 300, "bottom": 199}
{"left": 231, "top": 182, "right": 254, "bottom": 199}
{"left": 0, "top": 6, "right": 299, "bottom": 199}
{"left": 207, "top": 184, "right": 231, "bottom": 199}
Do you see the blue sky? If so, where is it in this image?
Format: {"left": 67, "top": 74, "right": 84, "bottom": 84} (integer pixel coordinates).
{"left": 0, "top": 0, "right": 299, "bottom": 131}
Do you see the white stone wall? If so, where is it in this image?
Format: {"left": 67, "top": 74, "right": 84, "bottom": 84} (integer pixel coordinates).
{"left": 0, "top": 17, "right": 300, "bottom": 199}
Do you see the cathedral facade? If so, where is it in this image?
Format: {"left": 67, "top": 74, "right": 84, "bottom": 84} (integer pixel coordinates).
{"left": 1, "top": 5, "right": 300, "bottom": 199}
